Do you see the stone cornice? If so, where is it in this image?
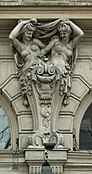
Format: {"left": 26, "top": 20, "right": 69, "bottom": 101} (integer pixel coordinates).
{"left": 0, "top": 6, "right": 92, "bottom": 19}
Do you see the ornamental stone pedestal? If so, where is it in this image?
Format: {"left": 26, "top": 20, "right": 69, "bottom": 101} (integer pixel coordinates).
{"left": 25, "top": 148, "right": 67, "bottom": 174}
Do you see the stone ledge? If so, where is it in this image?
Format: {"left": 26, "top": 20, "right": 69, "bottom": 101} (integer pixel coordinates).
{"left": 1, "top": 1, "right": 92, "bottom": 7}
{"left": 25, "top": 148, "right": 68, "bottom": 162}
{"left": 65, "top": 151, "right": 92, "bottom": 171}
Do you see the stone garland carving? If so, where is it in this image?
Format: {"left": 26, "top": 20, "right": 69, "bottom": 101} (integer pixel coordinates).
{"left": 9, "top": 18, "right": 84, "bottom": 149}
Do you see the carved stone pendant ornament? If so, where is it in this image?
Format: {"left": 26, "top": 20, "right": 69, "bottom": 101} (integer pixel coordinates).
{"left": 9, "top": 18, "right": 84, "bottom": 149}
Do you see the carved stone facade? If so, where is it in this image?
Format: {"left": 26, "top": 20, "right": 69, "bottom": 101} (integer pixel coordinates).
{"left": 8, "top": 18, "right": 84, "bottom": 151}
{"left": 0, "top": 1, "right": 92, "bottom": 174}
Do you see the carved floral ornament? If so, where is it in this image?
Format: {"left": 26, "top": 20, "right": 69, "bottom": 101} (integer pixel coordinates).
{"left": 9, "top": 18, "right": 84, "bottom": 149}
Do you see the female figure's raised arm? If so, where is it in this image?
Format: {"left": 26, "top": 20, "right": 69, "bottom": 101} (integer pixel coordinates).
{"left": 9, "top": 20, "right": 30, "bottom": 39}
{"left": 9, "top": 20, "right": 30, "bottom": 53}
{"left": 67, "top": 20, "right": 84, "bottom": 48}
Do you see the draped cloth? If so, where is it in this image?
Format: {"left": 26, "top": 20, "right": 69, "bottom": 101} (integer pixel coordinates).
{"left": 34, "top": 19, "right": 61, "bottom": 41}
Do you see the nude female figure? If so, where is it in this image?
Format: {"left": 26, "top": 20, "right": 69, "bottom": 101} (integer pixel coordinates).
{"left": 41, "top": 19, "right": 84, "bottom": 104}
{"left": 9, "top": 19, "right": 45, "bottom": 76}
{"left": 41, "top": 19, "right": 84, "bottom": 74}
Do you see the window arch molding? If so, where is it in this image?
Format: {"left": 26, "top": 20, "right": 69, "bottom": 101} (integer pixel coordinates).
{"left": 0, "top": 94, "right": 18, "bottom": 150}
{"left": 74, "top": 91, "right": 92, "bottom": 149}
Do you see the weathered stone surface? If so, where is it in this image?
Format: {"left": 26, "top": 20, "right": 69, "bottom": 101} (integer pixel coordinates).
{"left": 71, "top": 76, "right": 89, "bottom": 100}
{"left": 60, "top": 97, "right": 80, "bottom": 116}
{"left": 63, "top": 134, "right": 73, "bottom": 150}
{"left": 74, "top": 59, "right": 92, "bottom": 86}
{"left": 0, "top": 60, "right": 15, "bottom": 86}
{"left": 12, "top": 96, "right": 31, "bottom": 115}
{"left": 0, "top": 42, "right": 13, "bottom": 57}
{"left": 78, "top": 44, "right": 92, "bottom": 57}
{"left": 0, "top": 0, "right": 92, "bottom": 6}
{"left": 25, "top": 149, "right": 67, "bottom": 161}
{"left": 58, "top": 116, "right": 73, "bottom": 131}
{"left": 2, "top": 77, "right": 20, "bottom": 101}
{"left": 18, "top": 115, "right": 33, "bottom": 132}
{"left": 19, "top": 133, "right": 31, "bottom": 149}
{"left": 64, "top": 151, "right": 92, "bottom": 174}
{"left": 0, "top": 151, "right": 28, "bottom": 174}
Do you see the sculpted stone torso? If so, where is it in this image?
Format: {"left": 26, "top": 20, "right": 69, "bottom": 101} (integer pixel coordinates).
{"left": 51, "top": 40, "right": 73, "bottom": 61}
{"left": 9, "top": 18, "right": 84, "bottom": 148}
{"left": 20, "top": 39, "right": 42, "bottom": 72}
{"left": 50, "top": 37, "right": 73, "bottom": 75}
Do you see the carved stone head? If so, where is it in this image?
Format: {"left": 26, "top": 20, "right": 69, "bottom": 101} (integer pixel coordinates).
{"left": 58, "top": 21, "right": 72, "bottom": 35}
{"left": 18, "top": 22, "right": 36, "bottom": 41}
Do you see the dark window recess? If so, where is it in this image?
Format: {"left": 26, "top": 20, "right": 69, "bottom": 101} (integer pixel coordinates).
{"left": 79, "top": 103, "right": 92, "bottom": 150}
{"left": 41, "top": 160, "right": 52, "bottom": 174}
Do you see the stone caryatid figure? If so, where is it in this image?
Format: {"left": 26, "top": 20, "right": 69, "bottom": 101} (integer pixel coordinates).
{"left": 40, "top": 19, "right": 84, "bottom": 105}
{"left": 9, "top": 19, "right": 84, "bottom": 149}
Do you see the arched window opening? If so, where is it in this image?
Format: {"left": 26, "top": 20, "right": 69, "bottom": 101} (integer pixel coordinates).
{"left": 79, "top": 103, "right": 92, "bottom": 150}
{"left": 0, "top": 105, "right": 11, "bottom": 149}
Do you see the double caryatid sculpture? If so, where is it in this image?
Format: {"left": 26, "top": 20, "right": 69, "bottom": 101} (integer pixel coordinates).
{"left": 9, "top": 19, "right": 84, "bottom": 148}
